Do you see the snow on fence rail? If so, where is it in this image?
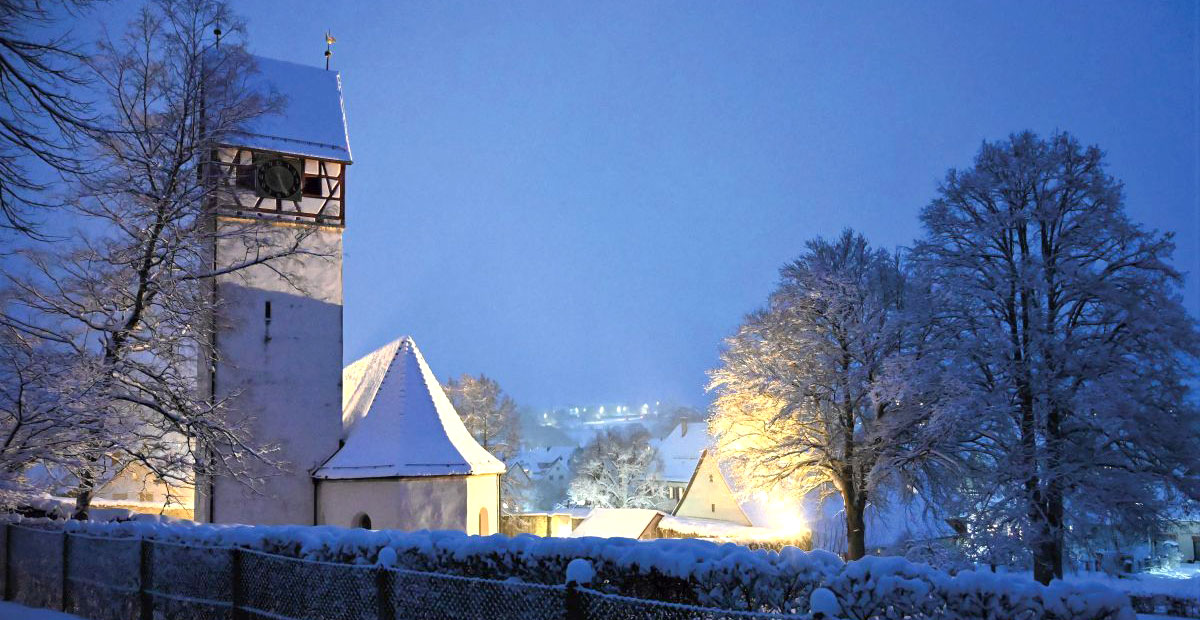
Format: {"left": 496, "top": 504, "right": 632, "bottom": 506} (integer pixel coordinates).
{"left": 0, "top": 516, "right": 1136, "bottom": 620}
{"left": 1, "top": 521, "right": 806, "bottom": 620}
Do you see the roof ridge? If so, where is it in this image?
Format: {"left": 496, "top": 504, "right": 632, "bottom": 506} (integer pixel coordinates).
{"left": 359, "top": 337, "right": 407, "bottom": 432}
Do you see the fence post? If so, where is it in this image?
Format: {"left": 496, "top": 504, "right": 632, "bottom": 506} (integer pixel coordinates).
{"left": 231, "top": 546, "right": 245, "bottom": 620}
{"left": 139, "top": 537, "right": 152, "bottom": 620}
{"left": 375, "top": 567, "right": 394, "bottom": 620}
{"left": 3, "top": 524, "right": 10, "bottom": 602}
{"left": 564, "top": 581, "right": 584, "bottom": 620}
{"left": 60, "top": 531, "right": 69, "bottom": 612}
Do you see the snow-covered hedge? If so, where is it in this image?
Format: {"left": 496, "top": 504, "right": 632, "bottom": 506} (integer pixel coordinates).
{"left": 11, "top": 515, "right": 1134, "bottom": 620}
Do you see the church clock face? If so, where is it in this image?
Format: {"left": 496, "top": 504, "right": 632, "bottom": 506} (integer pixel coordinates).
{"left": 255, "top": 157, "right": 303, "bottom": 201}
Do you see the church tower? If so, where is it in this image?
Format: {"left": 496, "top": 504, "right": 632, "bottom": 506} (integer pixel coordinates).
{"left": 195, "top": 57, "right": 351, "bottom": 525}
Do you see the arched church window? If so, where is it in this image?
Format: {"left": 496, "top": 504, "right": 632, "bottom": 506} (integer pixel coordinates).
{"left": 355, "top": 513, "right": 372, "bottom": 529}
{"left": 478, "top": 507, "right": 489, "bottom": 536}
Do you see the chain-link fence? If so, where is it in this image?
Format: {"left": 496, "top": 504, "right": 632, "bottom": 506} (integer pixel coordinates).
{"left": 0, "top": 523, "right": 812, "bottom": 620}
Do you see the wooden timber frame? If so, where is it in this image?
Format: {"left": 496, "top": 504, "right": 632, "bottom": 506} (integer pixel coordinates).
{"left": 211, "top": 145, "right": 347, "bottom": 227}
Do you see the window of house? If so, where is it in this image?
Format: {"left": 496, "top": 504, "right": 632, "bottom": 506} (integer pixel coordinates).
{"left": 711, "top": 503, "right": 716, "bottom": 513}
{"left": 479, "top": 507, "right": 489, "bottom": 536}
{"left": 356, "top": 513, "right": 372, "bottom": 529}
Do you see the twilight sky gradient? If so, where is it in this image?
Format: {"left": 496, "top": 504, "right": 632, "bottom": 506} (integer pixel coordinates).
{"left": 90, "top": 1, "right": 1200, "bottom": 408}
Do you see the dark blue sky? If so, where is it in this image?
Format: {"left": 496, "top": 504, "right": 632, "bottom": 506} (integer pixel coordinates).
{"left": 87, "top": 2, "right": 1200, "bottom": 408}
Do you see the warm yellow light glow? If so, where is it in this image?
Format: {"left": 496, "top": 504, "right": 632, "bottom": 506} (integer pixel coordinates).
{"left": 753, "top": 491, "right": 810, "bottom": 537}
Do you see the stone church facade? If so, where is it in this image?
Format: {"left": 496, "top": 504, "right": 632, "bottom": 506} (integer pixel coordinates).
{"left": 191, "top": 56, "right": 501, "bottom": 533}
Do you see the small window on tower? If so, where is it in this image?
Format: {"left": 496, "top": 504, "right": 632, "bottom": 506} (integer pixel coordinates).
{"left": 711, "top": 503, "right": 716, "bottom": 513}
{"left": 265, "top": 301, "right": 272, "bottom": 320}
{"left": 235, "top": 165, "right": 255, "bottom": 190}
{"left": 302, "top": 175, "right": 324, "bottom": 197}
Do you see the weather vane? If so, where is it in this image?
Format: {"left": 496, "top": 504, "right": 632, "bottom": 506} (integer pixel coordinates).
{"left": 324, "top": 31, "right": 336, "bottom": 70}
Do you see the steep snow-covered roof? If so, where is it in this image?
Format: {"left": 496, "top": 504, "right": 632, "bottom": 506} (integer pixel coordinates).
{"left": 340, "top": 338, "right": 403, "bottom": 436}
{"left": 653, "top": 421, "right": 713, "bottom": 482}
{"left": 226, "top": 56, "right": 352, "bottom": 163}
{"left": 315, "top": 337, "right": 505, "bottom": 479}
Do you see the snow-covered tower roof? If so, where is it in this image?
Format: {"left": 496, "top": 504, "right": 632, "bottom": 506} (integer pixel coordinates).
{"left": 226, "top": 56, "right": 352, "bottom": 163}
{"left": 314, "top": 337, "right": 506, "bottom": 479}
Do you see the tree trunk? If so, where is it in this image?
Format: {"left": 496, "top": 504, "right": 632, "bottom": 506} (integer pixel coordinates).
{"left": 73, "top": 469, "right": 94, "bottom": 520}
{"left": 844, "top": 494, "right": 867, "bottom": 560}
{"left": 1041, "top": 405, "right": 1066, "bottom": 582}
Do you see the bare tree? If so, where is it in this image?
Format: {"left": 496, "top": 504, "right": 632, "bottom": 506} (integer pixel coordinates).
{"left": 1, "top": 0, "right": 319, "bottom": 518}
{"left": 914, "top": 131, "right": 1200, "bottom": 583}
{"left": 444, "top": 374, "right": 521, "bottom": 461}
{"left": 0, "top": 324, "right": 102, "bottom": 503}
{"left": 0, "top": 0, "right": 98, "bottom": 239}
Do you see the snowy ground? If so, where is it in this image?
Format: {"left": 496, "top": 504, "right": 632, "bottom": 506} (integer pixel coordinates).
{"left": 1064, "top": 566, "right": 1200, "bottom": 601}
{"left": 0, "top": 602, "right": 84, "bottom": 619}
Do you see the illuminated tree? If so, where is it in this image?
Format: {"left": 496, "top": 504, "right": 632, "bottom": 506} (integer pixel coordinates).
{"left": 709, "top": 230, "right": 958, "bottom": 560}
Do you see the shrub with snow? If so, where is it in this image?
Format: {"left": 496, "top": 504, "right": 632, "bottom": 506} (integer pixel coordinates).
{"left": 565, "top": 558, "right": 594, "bottom": 585}
{"left": 3, "top": 515, "right": 1135, "bottom": 619}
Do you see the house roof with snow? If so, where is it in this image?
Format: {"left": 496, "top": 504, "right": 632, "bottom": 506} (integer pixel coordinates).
{"left": 570, "top": 508, "right": 664, "bottom": 539}
{"left": 653, "top": 421, "right": 713, "bottom": 483}
{"left": 518, "top": 446, "right": 575, "bottom": 476}
{"left": 314, "top": 337, "right": 506, "bottom": 479}
{"left": 225, "top": 56, "right": 352, "bottom": 163}
{"left": 657, "top": 515, "right": 786, "bottom": 540}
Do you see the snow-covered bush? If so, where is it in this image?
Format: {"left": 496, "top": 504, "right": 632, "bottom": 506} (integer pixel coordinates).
{"left": 6, "top": 515, "right": 1135, "bottom": 619}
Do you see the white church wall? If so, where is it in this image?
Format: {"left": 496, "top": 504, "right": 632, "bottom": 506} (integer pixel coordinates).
{"left": 197, "top": 221, "right": 344, "bottom": 526}
{"left": 316, "top": 477, "right": 471, "bottom": 532}
{"left": 466, "top": 473, "right": 500, "bottom": 535}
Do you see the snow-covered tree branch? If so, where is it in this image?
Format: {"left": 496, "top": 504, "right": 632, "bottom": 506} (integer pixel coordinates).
{"left": 0, "top": 0, "right": 324, "bottom": 518}
{"left": 913, "top": 131, "right": 1200, "bottom": 583}
{"left": 709, "top": 230, "right": 964, "bottom": 560}
{"left": 568, "top": 426, "right": 664, "bottom": 509}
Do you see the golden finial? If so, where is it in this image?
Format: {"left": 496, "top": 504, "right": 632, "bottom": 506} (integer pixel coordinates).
{"left": 324, "top": 31, "right": 336, "bottom": 70}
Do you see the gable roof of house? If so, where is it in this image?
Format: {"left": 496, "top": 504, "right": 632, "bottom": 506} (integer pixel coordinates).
{"left": 653, "top": 421, "right": 712, "bottom": 483}
{"left": 672, "top": 449, "right": 754, "bottom": 526}
{"left": 225, "top": 56, "right": 352, "bottom": 163}
{"left": 314, "top": 337, "right": 505, "bottom": 479}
